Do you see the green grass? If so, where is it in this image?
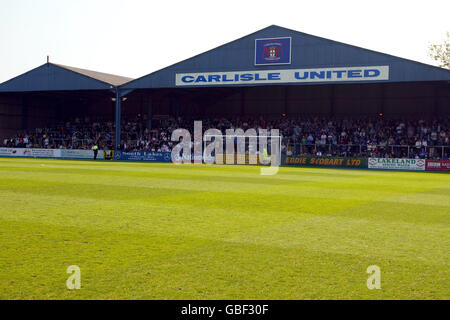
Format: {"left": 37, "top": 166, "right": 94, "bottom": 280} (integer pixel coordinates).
{"left": 0, "top": 158, "right": 449, "bottom": 300}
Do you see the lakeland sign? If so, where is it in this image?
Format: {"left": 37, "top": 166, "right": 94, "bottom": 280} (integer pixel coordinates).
{"left": 368, "top": 158, "right": 426, "bottom": 171}
{"left": 176, "top": 66, "right": 389, "bottom": 86}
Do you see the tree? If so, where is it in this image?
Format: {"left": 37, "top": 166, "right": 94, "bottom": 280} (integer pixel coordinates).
{"left": 428, "top": 32, "right": 450, "bottom": 69}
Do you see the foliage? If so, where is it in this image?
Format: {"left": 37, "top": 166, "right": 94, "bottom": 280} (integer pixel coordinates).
{"left": 428, "top": 32, "right": 450, "bottom": 69}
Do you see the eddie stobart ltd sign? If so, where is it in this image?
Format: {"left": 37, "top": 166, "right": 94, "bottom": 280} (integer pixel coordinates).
{"left": 368, "top": 158, "right": 425, "bottom": 171}
{"left": 283, "top": 156, "right": 367, "bottom": 168}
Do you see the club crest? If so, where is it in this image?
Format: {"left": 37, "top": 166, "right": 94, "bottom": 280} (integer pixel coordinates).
{"left": 263, "top": 41, "right": 283, "bottom": 62}
{"left": 255, "top": 37, "right": 291, "bottom": 65}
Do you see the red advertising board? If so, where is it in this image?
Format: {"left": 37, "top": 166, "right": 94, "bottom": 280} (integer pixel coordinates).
{"left": 426, "top": 160, "right": 450, "bottom": 171}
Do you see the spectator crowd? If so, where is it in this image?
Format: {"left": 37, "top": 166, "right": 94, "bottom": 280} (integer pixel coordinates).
{"left": 3, "top": 115, "right": 450, "bottom": 160}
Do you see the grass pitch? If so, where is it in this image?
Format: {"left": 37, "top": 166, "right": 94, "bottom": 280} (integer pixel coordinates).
{"left": 0, "top": 158, "right": 449, "bottom": 300}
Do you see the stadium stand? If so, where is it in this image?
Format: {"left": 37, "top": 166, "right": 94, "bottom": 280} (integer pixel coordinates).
{"left": 1, "top": 25, "right": 449, "bottom": 164}
{"left": 3, "top": 115, "right": 449, "bottom": 160}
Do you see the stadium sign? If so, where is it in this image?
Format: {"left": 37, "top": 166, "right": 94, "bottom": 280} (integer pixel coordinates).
{"left": 283, "top": 156, "right": 368, "bottom": 168}
{"left": 61, "top": 149, "right": 105, "bottom": 160}
{"left": 368, "top": 158, "right": 425, "bottom": 171}
{"left": 0, "top": 148, "right": 110, "bottom": 160}
{"left": 114, "top": 151, "right": 172, "bottom": 162}
{"left": 425, "top": 160, "right": 450, "bottom": 172}
{"left": 175, "top": 66, "right": 389, "bottom": 86}
{"left": 0, "top": 148, "right": 24, "bottom": 156}
{"left": 0, "top": 148, "right": 61, "bottom": 158}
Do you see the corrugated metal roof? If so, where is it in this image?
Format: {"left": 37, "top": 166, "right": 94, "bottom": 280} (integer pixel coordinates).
{"left": 53, "top": 63, "right": 133, "bottom": 86}
{"left": 121, "top": 25, "right": 450, "bottom": 89}
{"left": 0, "top": 63, "right": 134, "bottom": 92}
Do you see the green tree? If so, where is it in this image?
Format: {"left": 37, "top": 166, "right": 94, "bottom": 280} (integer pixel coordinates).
{"left": 428, "top": 32, "right": 450, "bottom": 69}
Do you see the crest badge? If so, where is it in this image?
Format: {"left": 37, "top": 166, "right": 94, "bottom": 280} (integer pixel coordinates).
{"left": 263, "top": 41, "right": 283, "bottom": 62}
{"left": 255, "top": 37, "right": 291, "bottom": 66}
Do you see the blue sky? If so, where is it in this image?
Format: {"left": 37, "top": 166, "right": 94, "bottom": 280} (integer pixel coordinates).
{"left": 0, "top": 0, "right": 449, "bottom": 83}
